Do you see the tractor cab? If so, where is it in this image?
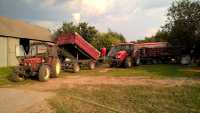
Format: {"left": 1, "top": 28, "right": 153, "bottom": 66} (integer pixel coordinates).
{"left": 108, "top": 43, "right": 136, "bottom": 67}
{"left": 108, "top": 43, "right": 134, "bottom": 58}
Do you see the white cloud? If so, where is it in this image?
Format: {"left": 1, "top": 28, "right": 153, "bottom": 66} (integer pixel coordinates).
{"left": 42, "top": 0, "right": 56, "bottom": 7}
{"left": 31, "top": 20, "right": 61, "bottom": 32}
{"left": 72, "top": 13, "right": 81, "bottom": 24}
{"left": 80, "top": 0, "right": 114, "bottom": 16}
{"left": 0, "top": 0, "right": 172, "bottom": 41}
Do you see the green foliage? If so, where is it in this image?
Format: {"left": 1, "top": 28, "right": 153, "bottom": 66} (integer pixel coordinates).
{"left": 162, "top": 0, "right": 200, "bottom": 52}
{"left": 53, "top": 22, "right": 97, "bottom": 43}
{"left": 138, "top": 30, "right": 169, "bottom": 43}
{"left": 92, "top": 29, "right": 126, "bottom": 50}
{"left": 77, "top": 22, "right": 98, "bottom": 43}
{"left": 54, "top": 22, "right": 126, "bottom": 51}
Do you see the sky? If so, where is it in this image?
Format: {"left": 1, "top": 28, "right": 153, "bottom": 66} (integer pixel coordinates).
{"left": 0, "top": 0, "right": 173, "bottom": 41}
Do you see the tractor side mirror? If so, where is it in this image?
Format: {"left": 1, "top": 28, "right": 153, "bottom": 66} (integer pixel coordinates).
{"left": 15, "top": 45, "right": 26, "bottom": 57}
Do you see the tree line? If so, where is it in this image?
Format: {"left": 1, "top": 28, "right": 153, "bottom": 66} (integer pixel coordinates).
{"left": 53, "top": 22, "right": 126, "bottom": 51}
{"left": 141, "top": 0, "right": 200, "bottom": 55}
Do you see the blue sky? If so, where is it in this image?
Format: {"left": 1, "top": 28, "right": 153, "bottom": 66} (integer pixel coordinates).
{"left": 0, "top": 0, "right": 173, "bottom": 41}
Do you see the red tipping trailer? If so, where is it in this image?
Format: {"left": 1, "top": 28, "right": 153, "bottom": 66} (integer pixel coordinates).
{"left": 57, "top": 33, "right": 100, "bottom": 60}
{"left": 56, "top": 33, "right": 100, "bottom": 72}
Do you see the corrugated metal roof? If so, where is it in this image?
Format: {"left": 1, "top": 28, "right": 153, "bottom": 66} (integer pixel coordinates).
{"left": 0, "top": 16, "right": 52, "bottom": 42}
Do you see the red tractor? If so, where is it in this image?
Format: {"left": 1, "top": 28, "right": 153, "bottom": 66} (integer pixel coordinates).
{"left": 11, "top": 42, "right": 61, "bottom": 82}
{"left": 108, "top": 43, "right": 140, "bottom": 68}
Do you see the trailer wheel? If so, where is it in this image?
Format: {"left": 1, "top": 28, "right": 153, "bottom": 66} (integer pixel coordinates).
{"left": 10, "top": 73, "right": 25, "bottom": 82}
{"left": 89, "top": 61, "right": 96, "bottom": 70}
{"left": 51, "top": 58, "right": 61, "bottom": 78}
{"left": 181, "top": 55, "right": 191, "bottom": 65}
{"left": 39, "top": 65, "right": 50, "bottom": 82}
{"left": 125, "top": 57, "right": 132, "bottom": 68}
{"left": 73, "top": 63, "right": 80, "bottom": 73}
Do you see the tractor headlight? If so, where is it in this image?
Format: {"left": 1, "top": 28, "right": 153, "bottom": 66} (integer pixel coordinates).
{"left": 65, "top": 58, "right": 71, "bottom": 62}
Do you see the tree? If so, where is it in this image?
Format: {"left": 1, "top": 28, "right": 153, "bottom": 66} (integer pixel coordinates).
{"left": 163, "top": 0, "right": 200, "bottom": 53}
{"left": 139, "top": 30, "right": 169, "bottom": 43}
{"left": 54, "top": 22, "right": 126, "bottom": 51}
{"left": 53, "top": 22, "right": 98, "bottom": 43}
{"left": 92, "top": 29, "right": 126, "bottom": 50}
{"left": 77, "top": 22, "right": 98, "bottom": 43}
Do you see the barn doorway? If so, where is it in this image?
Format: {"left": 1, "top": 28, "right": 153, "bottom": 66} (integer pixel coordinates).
{"left": 20, "top": 38, "right": 30, "bottom": 54}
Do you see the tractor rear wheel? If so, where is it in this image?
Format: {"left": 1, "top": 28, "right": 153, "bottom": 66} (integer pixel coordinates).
{"left": 125, "top": 57, "right": 132, "bottom": 68}
{"left": 89, "top": 61, "right": 96, "bottom": 70}
{"left": 73, "top": 62, "right": 80, "bottom": 73}
{"left": 10, "top": 73, "right": 25, "bottom": 82}
{"left": 39, "top": 65, "right": 50, "bottom": 82}
{"left": 51, "top": 58, "right": 61, "bottom": 78}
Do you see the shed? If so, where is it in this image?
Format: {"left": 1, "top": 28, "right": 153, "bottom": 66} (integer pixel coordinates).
{"left": 0, "top": 16, "right": 53, "bottom": 67}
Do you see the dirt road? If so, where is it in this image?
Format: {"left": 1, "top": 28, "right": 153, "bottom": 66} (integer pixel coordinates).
{"left": 19, "top": 75, "right": 200, "bottom": 92}
{"left": 0, "top": 88, "right": 54, "bottom": 113}
{"left": 0, "top": 71, "right": 200, "bottom": 113}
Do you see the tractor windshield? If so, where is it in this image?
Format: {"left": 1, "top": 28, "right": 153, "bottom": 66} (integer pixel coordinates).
{"left": 28, "top": 44, "right": 48, "bottom": 56}
{"left": 108, "top": 44, "right": 133, "bottom": 56}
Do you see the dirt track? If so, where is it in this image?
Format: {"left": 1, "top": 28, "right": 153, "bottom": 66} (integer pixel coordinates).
{"left": 19, "top": 75, "right": 200, "bottom": 92}
{"left": 0, "top": 71, "right": 200, "bottom": 113}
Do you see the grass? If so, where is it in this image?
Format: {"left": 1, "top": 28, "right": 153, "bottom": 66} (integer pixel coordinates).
{"left": 1, "top": 64, "right": 199, "bottom": 86}
{"left": 0, "top": 67, "right": 32, "bottom": 86}
{"left": 0, "top": 67, "right": 13, "bottom": 85}
{"left": 49, "top": 85, "right": 200, "bottom": 113}
{"left": 75, "top": 64, "right": 200, "bottom": 78}
{"left": 49, "top": 64, "right": 200, "bottom": 113}
{"left": 1, "top": 64, "right": 199, "bottom": 112}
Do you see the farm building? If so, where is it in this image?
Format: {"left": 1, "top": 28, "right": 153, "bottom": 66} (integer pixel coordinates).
{"left": 0, "top": 16, "right": 52, "bottom": 67}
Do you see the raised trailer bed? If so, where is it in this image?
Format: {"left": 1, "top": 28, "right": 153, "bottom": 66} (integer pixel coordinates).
{"left": 56, "top": 33, "right": 100, "bottom": 72}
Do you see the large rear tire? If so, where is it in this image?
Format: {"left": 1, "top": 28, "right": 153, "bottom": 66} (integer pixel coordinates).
{"left": 73, "top": 62, "right": 80, "bottom": 73}
{"left": 51, "top": 58, "right": 61, "bottom": 78}
{"left": 10, "top": 73, "right": 25, "bottom": 82}
{"left": 39, "top": 65, "right": 50, "bottom": 82}
{"left": 124, "top": 57, "right": 132, "bottom": 68}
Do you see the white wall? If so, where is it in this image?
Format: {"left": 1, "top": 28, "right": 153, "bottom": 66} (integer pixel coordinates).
{"left": 0, "top": 36, "right": 20, "bottom": 67}
{"left": 0, "top": 36, "right": 8, "bottom": 67}
{"left": 7, "top": 37, "right": 19, "bottom": 66}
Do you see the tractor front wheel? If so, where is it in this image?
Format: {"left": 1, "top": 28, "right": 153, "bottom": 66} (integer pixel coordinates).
{"left": 39, "top": 65, "right": 50, "bottom": 82}
{"left": 73, "top": 62, "right": 80, "bottom": 73}
{"left": 125, "top": 57, "right": 132, "bottom": 68}
{"left": 10, "top": 73, "right": 25, "bottom": 82}
{"left": 51, "top": 59, "right": 61, "bottom": 78}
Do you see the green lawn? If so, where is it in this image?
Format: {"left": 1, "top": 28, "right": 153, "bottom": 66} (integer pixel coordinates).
{"left": 79, "top": 64, "right": 200, "bottom": 78}
{"left": 49, "top": 85, "right": 200, "bottom": 113}
{"left": 0, "top": 67, "right": 13, "bottom": 85}
{"left": 49, "top": 64, "right": 200, "bottom": 113}
{"left": 1, "top": 64, "right": 200, "bottom": 112}
{"left": 0, "top": 67, "right": 32, "bottom": 86}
